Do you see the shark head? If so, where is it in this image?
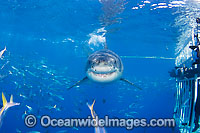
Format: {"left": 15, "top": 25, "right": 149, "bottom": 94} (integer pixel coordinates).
{"left": 86, "top": 49, "right": 123, "bottom": 83}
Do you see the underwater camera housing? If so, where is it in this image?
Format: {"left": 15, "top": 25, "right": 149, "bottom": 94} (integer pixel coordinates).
{"left": 171, "top": 18, "right": 200, "bottom": 132}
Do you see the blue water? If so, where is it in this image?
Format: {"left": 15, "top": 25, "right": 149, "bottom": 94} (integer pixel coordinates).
{"left": 0, "top": 0, "right": 198, "bottom": 133}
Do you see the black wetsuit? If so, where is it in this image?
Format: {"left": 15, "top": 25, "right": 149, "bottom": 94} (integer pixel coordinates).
{"left": 194, "top": 96, "right": 200, "bottom": 126}
{"left": 192, "top": 46, "right": 200, "bottom": 65}
{"left": 193, "top": 84, "right": 200, "bottom": 132}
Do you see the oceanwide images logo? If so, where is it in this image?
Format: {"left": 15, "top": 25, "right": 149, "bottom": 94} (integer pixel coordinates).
{"left": 24, "top": 115, "right": 176, "bottom": 129}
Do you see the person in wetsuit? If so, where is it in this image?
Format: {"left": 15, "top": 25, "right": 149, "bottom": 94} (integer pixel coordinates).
{"left": 193, "top": 100, "right": 200, "bottom": 132}
{"left": 192, "top": 45, "right": 200, "bottom": 65}
{"left": 191, "top": 18, "right": 200, "bottom": 65}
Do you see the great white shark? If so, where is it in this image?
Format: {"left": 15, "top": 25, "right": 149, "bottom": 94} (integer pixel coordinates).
{"left": 68, "top": 44, "right": 142, "bottom": 90}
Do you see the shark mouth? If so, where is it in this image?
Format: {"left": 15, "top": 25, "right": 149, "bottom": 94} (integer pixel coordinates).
{"left": 91, "top": 71, "right": 116, "bottom": 78}
{"left": 87, "top": 69, "right": 122, "bottom": 83}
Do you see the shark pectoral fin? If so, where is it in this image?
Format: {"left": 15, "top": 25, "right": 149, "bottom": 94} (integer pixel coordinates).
{"left": 10, "top": 95, "right": 13, "bottom": 103}
{"left": 67, "top": 77, "right": 88, "bottom": 90}
{"left": 2, "top": 92, "right": 7, "bottom": 107}
{"left": 120, "top": 78, "right": 142, "bottom": 90}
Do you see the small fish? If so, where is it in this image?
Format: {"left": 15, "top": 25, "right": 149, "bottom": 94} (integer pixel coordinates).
{"left": 48, "top": 92, "right": 64, "bottom": 101}
{"left": 26, "top": 70, "right": 38, "bottom": 77}
{"left": 129, "top": 111, "right": 138, "bottom": 114}
{"left": 16, "top": 128, "right": 22, "bottom": 133}
{"left": 87, "top": 100, "right": 107, "bottom": 133}
{"left": 44, "top": 105, "right": 61, "bottom": 111}
{"left": 1, "top": 61, "right": 9, "bottom": 70}
{"left": 128, "top": 103, "right": 135, "bottom": 108}
{"left": 72, "top": 127, "right": 79, "bottom": 130}
{"left": 102, "top": 98, "right": 106, "bottom": 104}
{"left": 9, "top": 71, "right": 12, "bottom": 75}
{"left": 19, "top": 94, "right": 28, "bottom": 99}
{"left": 0, "top": 92, "right": 20, "bottom": 128}
{"left": 42, "top": 65, "right": 48, "bottom": 68}
{"left": 53, "top": 105, "right": 61, "bottom": 111}
{"left": 124, "top": 113, "right": 134, "bottom": 118}
{"left": 56, "top": 130, "right": 68, "bottom": 133}
{"left": 11, "top": 66, "right": 19, "bottom": 71}
{"left": 26, "top": 105, "right": 33, "bottom": 112}
{"left": 0, "top": 46, "right": 6, "bottom": 59}
{"left": 22, "top": 111, "right": 27, "bottom": 119}
{"left": 0, "top": 75, "right": 7, "bottom": 80}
